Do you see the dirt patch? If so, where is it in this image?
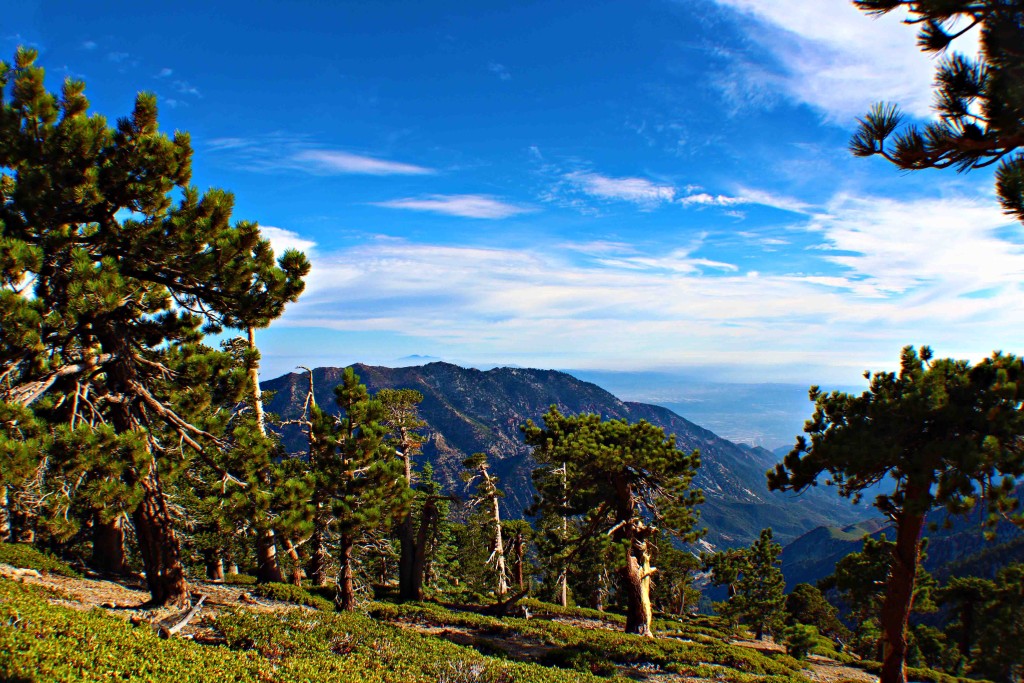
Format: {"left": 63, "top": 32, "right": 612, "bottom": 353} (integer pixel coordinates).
{"left": 803, "top": 656, "right": 877, "bottom": 683}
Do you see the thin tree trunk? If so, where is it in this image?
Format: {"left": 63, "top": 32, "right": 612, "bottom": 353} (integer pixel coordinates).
{"left": 0, "top": 486, "right": 10, "bottom": 543}
{"left": 308, "top": 514, "right": 331, "bottom": 587}
{"left": 205, "top": 551, "right": 225, "bottom": 581}
{"left": 398, "top": 515, "right": 417, "bottom": 600}
{"left": 92, "top": 513, "right": 126, "bottom": 574}
{"left": 879, "top": 492, "right": 928, "bottom": 683}
{"left": 255, "top": 528, "right": 284, "bottom": 584}
{"left": 338, "top": 533, "right": 355, "bottom": 610}
{"left": 491, "top": 494, "right": 508, "bottom": 597}
{"left": 282, "top": 537, "right": 304, "bottom": 586}
{"left": 512, "top": 530, "right": 525, "bottom": 589}
{"left": 131, "top": 462, "right": 190, "bottom": 608}
{"left": 247, "top": 327, "right": 285, "bottom": 584}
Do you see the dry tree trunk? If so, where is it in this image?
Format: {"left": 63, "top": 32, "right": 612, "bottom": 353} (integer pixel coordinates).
{"left": 248, "top": 327, "right": 284, "bottom": 585}
{"left": 92, "top": 513, "right": 127, "bottom": 574}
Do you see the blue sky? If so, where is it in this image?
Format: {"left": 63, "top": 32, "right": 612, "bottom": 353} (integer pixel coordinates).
{"left": 7, "top": 0, "right": 1023, "bottom": 384}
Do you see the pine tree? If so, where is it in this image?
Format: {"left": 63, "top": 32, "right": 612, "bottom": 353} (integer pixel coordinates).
{"left": 784, "top": 583, "right": 849, "bottom": 642}
{"left": 849, "top": 1, "right": 1024, "bottom": 223}
{"left": 651, "top": 531, "right": 700, "bottom": 617}
{"left": 377, "top": 388, "right": 428, "bottom": 601}
{"left": 0, "top": 49, "right": 308, "bottom": 606}
{"left": 770, "top": 346, "right": 1024, "bottom": 683}
{"left": 524, "top": 407, "right": 704, "bottom": 635}
{"left": 972, "top": 563, "right": 1024, "bottom": 683}
{"left": 462, "top": 452, "right": 509, "bottom": 598}
{"left": 735, "top": 529, "right": 786, "bottom": 641}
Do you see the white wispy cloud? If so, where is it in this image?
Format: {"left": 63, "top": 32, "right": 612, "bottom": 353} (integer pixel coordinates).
{"left": 808, "top": 193, "right": 1024, "bottom": 296}
{"left": 488, "top": 62, "right": 511, "bottom": 81}
{"left": 156, "top": 67, "right": 173, "bottom": 78}
{"left": 269, "top": 192, "right": 1024, "bottom": 381}
{"left": 708, "top": 0, "right": 980, "bottom": 120}
{"left": 566, "top": 172, "right": 676, "bottom": 206}
{"left": 558, "top": 171, "right": 806, "bottom": 214}
{"left": 81, "top": 40, "right": 97, "bottom": 50}
{"left": 293, "top": 149, "right": 435, "bottom": 176}
{"left": 372, "top": 194, "right": 532, "bottom": 219}
{"left": 260, "top": 226, "right": 317, "bottom": 256}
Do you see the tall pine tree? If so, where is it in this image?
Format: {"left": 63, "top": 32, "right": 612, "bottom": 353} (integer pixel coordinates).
{"left": 0, "top": 48, "right": 308, "bottom": 606}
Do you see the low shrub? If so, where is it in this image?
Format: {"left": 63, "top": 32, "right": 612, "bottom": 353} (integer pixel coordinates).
{"left": 0, "top": 542, "right": 80, "bottom": 578}
{"left": 782, "top": 623, "right": 819, "bottom": 660}
{"left": 223, "top": 571, "right": 257, "bottom": 585}
{"left": 251, "top": 582, "right": 334, "bottom": 611}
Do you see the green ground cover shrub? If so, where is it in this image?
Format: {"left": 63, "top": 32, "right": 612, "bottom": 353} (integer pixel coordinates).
{"left": 0, "top": 542, "right": 81, "bottom": 577}
{"left": 222, "top": 572, "right": 256, "bottom": 585}
{"left": 250, "top": 582, "right": 334, "bottom": 611}
{"left": 0, "top": 579, "right": 607, "bottom": 683}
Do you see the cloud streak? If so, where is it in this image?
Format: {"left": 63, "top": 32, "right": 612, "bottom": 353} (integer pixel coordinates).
{"left": 708, "top": 0, "right": 980, "bottom": 120}
{"left": 293, "top": 149, "right": 435, "bottom": 176}
{"left": 267, "top": 191, "right": 1023, "bottom": 381}
{"left": 372, "top": 194, "right": 532, "bottom": 219}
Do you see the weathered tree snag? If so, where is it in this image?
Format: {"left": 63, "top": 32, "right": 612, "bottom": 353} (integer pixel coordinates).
{"left": 255, "top": 528, "right": 284, "bottom": 584}
{"left": 620, "top": 528, "right": 655, "bottom": 636}
{"left": 282, "top": 537, "right": 305, "bottom": 586}
{"left": 247, "top": 327, "right": 285, "bottom": 584}
{"left": 482, "top": 588, "right": 530, "bottom": 617}
{"left": 511, "top": 528, "right": 526, "bottom": 589}
{"left": 131, "top": 462, "right": 190, "bottom": 608}
{"left": 0, "top": 486, "right": 10, "bottom": 543}
{"left": 92, "top": 513, "right": 127, "bottom": 574}
{"left": 338, "top": 533, "right": 356, "bottom": 610}
{"left": 159, "top": 595, "right": 206, "bottom": 638}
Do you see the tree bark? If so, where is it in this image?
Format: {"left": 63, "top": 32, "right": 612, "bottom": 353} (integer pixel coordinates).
{"left": 205, "top": 551, "right": 224, "bottom": 581}
{"left": 255, "top": 528, "right": 284, "bottom": 584}
{"left": 620, "top": 526, "right": 654, "bottom": 636}
{"left": 92, "top": 513, "right": 126, "bottom": 574}
{"left": 338, "top": 533, "right": 355, "bottom": 610}
{"left": 0, "top": 486, "right": 10, "bottom": 543}
{"left": 130, "top": 461, "right": 190, "bottom": 608}
{"left": 512, "top": 530, "right": 525, "bottom": 589}
{"left": 305, "top": 511, "right": 329, "bottom": 589}
{"left": 491, "top": 491, "right": 508, "bottom": 597}
{"left": 282, "top": 537, "right": 305, "bottom": 586}
{"left": 247, "top": 327, "right": 285, "bottom": 584}
{"left": 879, "top": 486, "right": 929, "bottom": 683}
{"left": 398, "top": 515, "right": 418, "bottom": 600}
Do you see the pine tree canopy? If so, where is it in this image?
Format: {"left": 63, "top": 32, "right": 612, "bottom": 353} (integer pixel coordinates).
{"left": 0, "top": 47, "right": 309, "bottom": 413}
{"left": 849, "top": 1, "right": 1024, "bottom": 222}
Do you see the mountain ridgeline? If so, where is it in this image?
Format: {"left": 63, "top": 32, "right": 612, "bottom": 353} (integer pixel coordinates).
{"left": 262, "top": 362, "right": 864, "bottom": 547}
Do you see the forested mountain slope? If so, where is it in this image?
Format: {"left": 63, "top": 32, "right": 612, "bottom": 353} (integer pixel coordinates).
{"left": 780, "top": 485, "right": 1024, "bottom": 589}
{"left": 262, "top": 362, "right": 864, "bottom": 546}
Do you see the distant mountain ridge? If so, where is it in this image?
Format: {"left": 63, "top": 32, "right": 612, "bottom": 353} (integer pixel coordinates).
{"left": 261, "top": 362, "right": 866, "bottom": 547}
{"left": 780, "top": 485, "right": 1024, "bottom": 589}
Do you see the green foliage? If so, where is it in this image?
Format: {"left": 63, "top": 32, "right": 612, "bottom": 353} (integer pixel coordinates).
{"left": 0, "top": 542, "right": 80, "bottom": 577}
{"left": 708, "top": 530, "right": 786, "bottom": 640}
{"left": 0, "top": 47, "right": 308, "bottom": 603}
{"left": 771, "top": 346, "right": 1024, "bottom": 679}
{"left": 781, "top": 624, "right": 818, "bottom": 660}
{"left": 524, "top": 406, "right": 704, "bottom": 634}
{"left": 848, "top": 1, "right": 1024, "bottom": 223}
{"left": 250, "top": 582, "right": 334, "bottom": 611}
{"left": 784, "top": 583, "right": 848, "bottom": 640}
{"left": 223, "top": 572, "right": 257, "bottom": 585}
